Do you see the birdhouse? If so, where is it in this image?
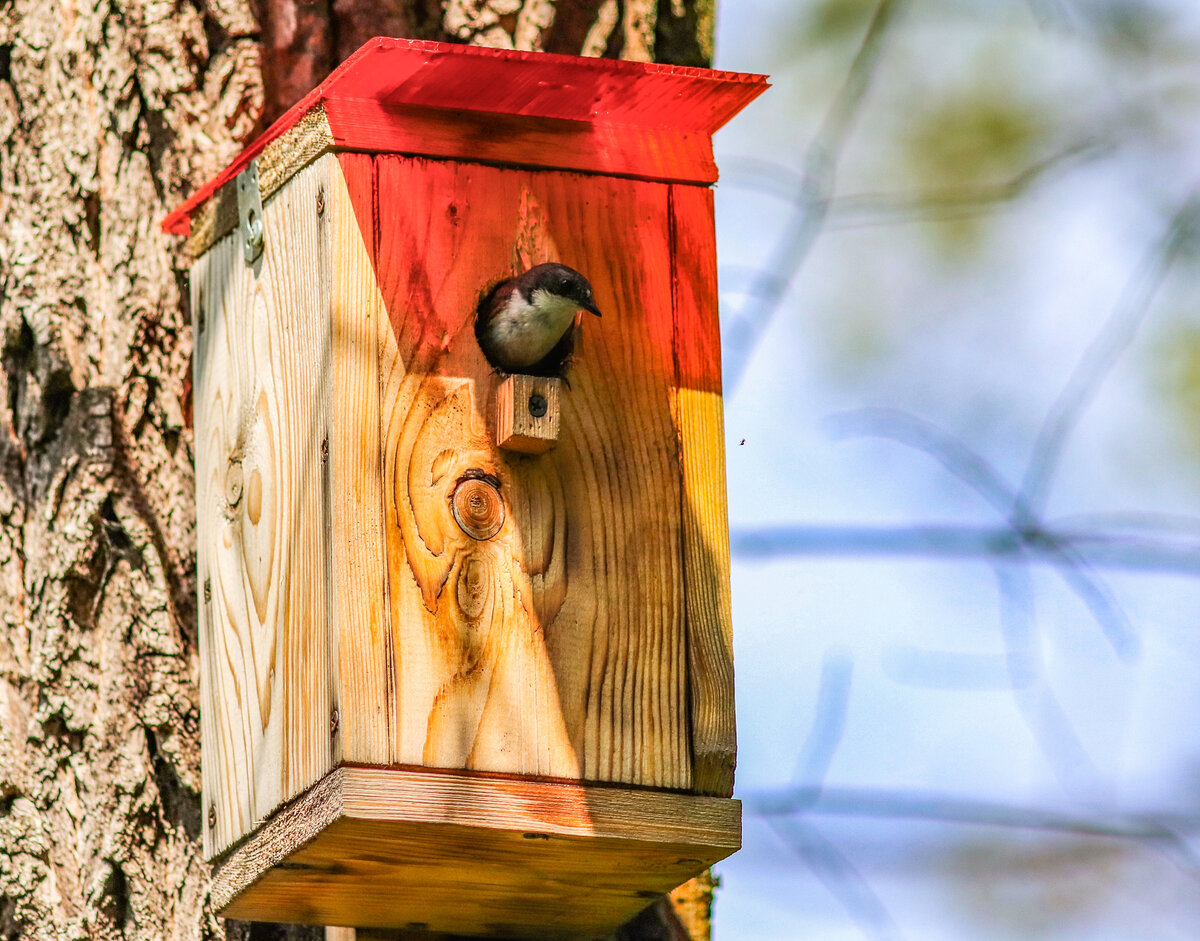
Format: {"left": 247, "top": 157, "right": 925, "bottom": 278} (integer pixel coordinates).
{"left": 164, "top": 38, "right": 767, "bottom": 938}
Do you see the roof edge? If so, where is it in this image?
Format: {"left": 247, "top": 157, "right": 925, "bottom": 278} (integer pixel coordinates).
{"left": 163, "top": 39, "right": 769, "bottom": 235}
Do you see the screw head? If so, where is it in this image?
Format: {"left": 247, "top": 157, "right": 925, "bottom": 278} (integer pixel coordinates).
{"left": 528, "top": 393, "right": 548, "bottom": 418}
{"left": 243, "top": 210, "right": 264, "bottom": 262}
{"left": 208, "top": 804, "right": 216, "bottom": 829}
{"left": 330, "top": 708, "right": 339, "bottom": 735}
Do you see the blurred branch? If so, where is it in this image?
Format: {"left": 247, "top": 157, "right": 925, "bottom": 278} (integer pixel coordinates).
{"left": 1053, "top": 509, "right": 1200, "bottom": 535}
{"left": 826, "top": 409, "right": 1017, "bottom": 516}
{"left": 747, "top": 785, "right": 1200, "bottom": 850}
{"left": 793, "top": 649, "right": 855, "bottom": 791}
{"left": 773, "top": 648, "right": 902, "bottom": 938}
{"left": 767, "top": 817, "right": 905, "bottom": 941}
{"left": 1023, "top": 0, "right": 1077, "bottom": 32}
{"left": 1017, "top": 195, "right": 1200, "bottom": 515}
{"left": 723, "top": 0, "right": 904, "bottom": 392}
{"left": 828, "top": 140, "right": 1107, "bottom": 228}
{"left": 826, "top": 408, "right": 1136, "bottom": 657}
{"left": 730, "top": 522, "right": 1200, "bottom": 573}
{"left": 720, "top": 139, "right": 1105, "bottom": 228}
{"left": 992, "top": 561, "right": 1106, "bottom": 800}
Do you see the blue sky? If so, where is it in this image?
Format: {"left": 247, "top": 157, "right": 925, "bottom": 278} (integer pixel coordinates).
{"left": 708, "top": 3, "right": 1200, "bottom": 937}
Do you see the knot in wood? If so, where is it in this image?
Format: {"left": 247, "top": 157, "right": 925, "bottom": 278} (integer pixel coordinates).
{"left": 226, "top": 460, "right": 243, "bottom": 508}
{"left": 451, "top": 474, "right": 504, "bottom": 541}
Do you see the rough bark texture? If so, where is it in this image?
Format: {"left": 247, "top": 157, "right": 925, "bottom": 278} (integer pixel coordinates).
{"left": 0, "top": 2, "right": 714, "bottom": 940}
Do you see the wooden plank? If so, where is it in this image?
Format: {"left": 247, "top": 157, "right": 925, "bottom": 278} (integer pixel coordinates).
{"left": 324, "top": 99, "right": 718, "bottom": 184}
{"left": 496, "top": 374, "right": 561, "bottom": 454}
{"left": 193, "top": 157, "right": 335, "bottom": 856}
{"left": 213, "top": 767, "right": 741, "bottom": 937}
{"left": 187, "top": 107, "right": 334, "bottom": 258}
{"left": 670, "top": 185, "right": 736, "bottom": 798}
{"left": 372, "top": 156, "right": 690, "bottom": 790}
{"left": 162, "top": 37, "right": 768, "bottom": 236}
{"left": 327, "top": 153, "right": 392, "bottom": 766}
{"left": 183, "top": 100, "right": 718, "bottom": 258}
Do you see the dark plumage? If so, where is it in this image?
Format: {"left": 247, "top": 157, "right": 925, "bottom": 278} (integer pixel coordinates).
{"left": 475, "top": 263, "right": 602, "bottom": 377}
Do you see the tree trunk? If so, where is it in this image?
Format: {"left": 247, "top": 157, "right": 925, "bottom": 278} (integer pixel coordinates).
{"left": 0, "top": 3, "right": 716, "bottom": 940}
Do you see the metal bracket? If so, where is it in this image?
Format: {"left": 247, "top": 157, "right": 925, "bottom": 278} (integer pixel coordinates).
{"left": 236, "top": 160, "right": 265, "bottom": 265}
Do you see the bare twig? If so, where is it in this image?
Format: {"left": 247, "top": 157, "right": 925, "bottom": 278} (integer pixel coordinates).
{"left": 828, "top": 140, "right": 1107, "bottom": 228}
{"left": 1052, "top": 510, "right": 1200, "bottom": 535}
{"left": 825, "top": 409, "right": 1017, "bottom": 515}
{"left": 729, "top": 522, "right": 1200, "bottom": 574}
{"left": 723, "top": 0, "right": 904, "bottom": 392}
{"left": 1018, "top": 196, "right": 1200, "bottom": 515}
{"left": 793, "top": 648, "right": 855, "bottom": 795}
{"left": 992, "top": 562, "right": 1106, "bottom": 800}
{"left": 720, "top": 139, "right": 1105, "bottom": 229}
{"left": 767, "top": 817, "right": 905, "bottom": 941}
{"left": 747, "top": 784, "right": 1200, "bottom": 849}
{"left": 1023, "top": 0, "right": 1078, "bottom": 31}
{"left": 825, "top": 408, "right": 1137, "bottom": 657}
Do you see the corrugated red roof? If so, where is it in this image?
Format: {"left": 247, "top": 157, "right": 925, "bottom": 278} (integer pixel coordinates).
{"left": 162, "top": 38, "right": 768, "bottom": 235}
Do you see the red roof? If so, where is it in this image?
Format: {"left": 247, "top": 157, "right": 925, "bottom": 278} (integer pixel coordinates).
{"left": 162, "top": 38, "right": 768, "bottom": 235}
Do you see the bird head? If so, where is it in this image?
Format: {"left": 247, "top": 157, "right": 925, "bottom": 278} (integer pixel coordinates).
{"left": 525, "top": 263, "right": 603, "bottom": 317}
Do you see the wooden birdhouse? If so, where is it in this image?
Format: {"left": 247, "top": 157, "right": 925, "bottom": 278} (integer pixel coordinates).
{"left": 164, "top": 38, "right": 767, "bottom": 938}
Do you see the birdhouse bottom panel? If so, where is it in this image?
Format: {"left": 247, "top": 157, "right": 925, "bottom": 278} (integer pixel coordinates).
{"left": 212, "top": 767, "right": 741, "bottom": 939}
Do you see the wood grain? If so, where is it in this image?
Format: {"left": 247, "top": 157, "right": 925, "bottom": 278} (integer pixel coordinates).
{"left": 193, "top": 157, "right": 336, "bottom": 856}
{"left": 496, "top": 374, "right": 561, "bottom": 454}
{"left": 185, "top": 100, "right": 720, "bottom": 259}
{"left": 323, "top": 99, "right": 718, "bottom": 184}
{"left": 193, "top": 151, "right": 739, "bottom": 908}
{"left": 328, "top": 153, "right": 392, "bottom": 767}
{"left": 187, "top": 107, "right": 335, "bottom": 258}
{"left": 213, "top": 767, "right": 741, "bottom": 938}
{"left": 372, "top": 156, "right": 690, "bottom": 790}
{"left": 669, "top": 185, "right": 736, "bottom": 798}
{"left": 162, "top": 38, "right": 768, "bottom": 237}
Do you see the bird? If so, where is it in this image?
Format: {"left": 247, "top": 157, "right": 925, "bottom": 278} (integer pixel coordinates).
{"left": 475, "top": 263, "right": 603, "bottom": 377}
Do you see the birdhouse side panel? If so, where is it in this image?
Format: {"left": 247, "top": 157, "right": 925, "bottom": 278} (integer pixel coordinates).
{"left": 326, "top": 152, "right": 394, "bottom": 767}
{"left": 670, "top": 184, "right": 736, "bottom": 798}
{"left": 194, "top": 158, "right": 336, "bottom": 857}
{"left": 369, "top": 155, "right": 690, "bottom": 790}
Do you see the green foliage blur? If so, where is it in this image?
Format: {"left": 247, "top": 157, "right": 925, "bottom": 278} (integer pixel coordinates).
{"left": 736, "top": 0, "right": 1200, "bottom": 426}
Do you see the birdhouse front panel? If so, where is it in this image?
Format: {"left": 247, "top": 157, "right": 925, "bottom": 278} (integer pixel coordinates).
{"left": 371, "top": 155, "right": 688, "bottom": 788}
{"left": 176, "top": 38, "right": 766, "bottom": 936}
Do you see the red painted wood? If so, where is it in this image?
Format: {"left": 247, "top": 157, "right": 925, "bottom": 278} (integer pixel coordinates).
{"left": 369, "top": 155, "right": 688, "bottom": 786}
{"left": 670, "top": 185, "right": 722, "bottom": 395}
{"left": 320, "top": 99, "right": 718, "bottom": 185}
{"left": 163, "top": 38, "right": 768, "bottom": 235}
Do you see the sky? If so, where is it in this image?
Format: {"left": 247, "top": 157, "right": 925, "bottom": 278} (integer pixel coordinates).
{"left": 707, "top": 2, "right": 1200, "bottom": 938}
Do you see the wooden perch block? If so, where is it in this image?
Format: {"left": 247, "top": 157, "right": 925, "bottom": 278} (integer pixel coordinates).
{"left": 213, "top": 767, "right": 741, "bottom": 939}
{"left": 496, "top": 374, "right": 561, "bottom": 454}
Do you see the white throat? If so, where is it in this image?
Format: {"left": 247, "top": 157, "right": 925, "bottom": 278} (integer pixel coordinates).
{"left": 491, "top": 289, "right": 579, "bottom": 367}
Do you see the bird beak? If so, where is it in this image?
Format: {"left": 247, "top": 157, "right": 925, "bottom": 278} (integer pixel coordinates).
{"left": 582, "top": 300, "right": 602, "bottom": 317}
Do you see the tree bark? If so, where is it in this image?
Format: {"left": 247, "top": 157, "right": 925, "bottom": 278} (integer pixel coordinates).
{"left": 0, "top": 3, "right": 716, "bottom": 940}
